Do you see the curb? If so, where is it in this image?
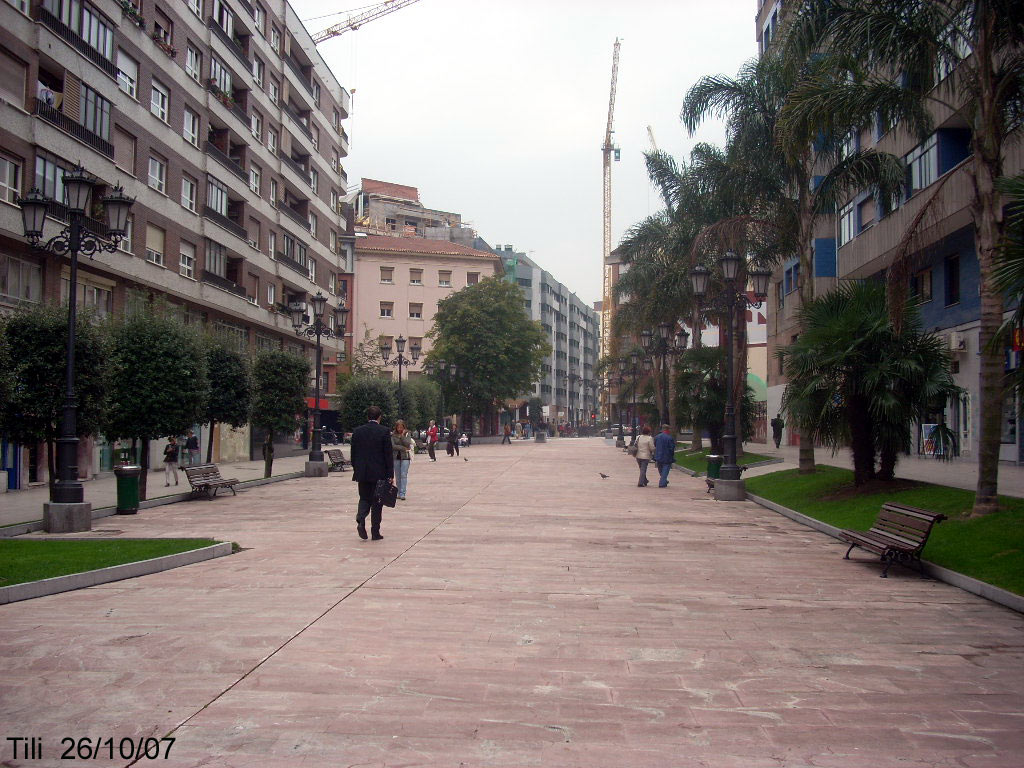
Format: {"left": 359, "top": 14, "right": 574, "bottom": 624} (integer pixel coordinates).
{"left": 746, "top": 492, "right": 1024, "bottom": 615}
{"left": 0, "top": 472, "right": 305, "bottom": 539}
{"left": 672, "top": 457, "right": 785, "bottom": 478}
{"left": 0, "top": 541, "right": 232, "bottom": 605}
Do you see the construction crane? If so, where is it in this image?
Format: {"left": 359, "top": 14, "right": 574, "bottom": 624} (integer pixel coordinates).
{"left": 311, "top": 0, "right": 422, "bottom": 45}
{"left": 647, "top": 125, "right": 658, "bottom": 152}
{"left": 601, "top": 38, "right": 621, "bottom": 399}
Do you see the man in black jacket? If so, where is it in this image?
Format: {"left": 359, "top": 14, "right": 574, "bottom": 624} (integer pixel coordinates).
{"left": 350, "top": 405, "right": 394, "bottom": 541}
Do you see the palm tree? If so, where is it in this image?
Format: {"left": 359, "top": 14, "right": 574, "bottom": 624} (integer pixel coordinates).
{"left": 782, "top": 0, "right": 1024, "bottom": 513}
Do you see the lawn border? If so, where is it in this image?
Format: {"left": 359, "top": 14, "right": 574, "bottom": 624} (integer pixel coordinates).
{"left": 746, "top": 491, "right": 1024, "bottom": 615}
{"left": 675, "top": 457, "right": 784, "bottom": 477}
{"left": 0, "top": 540, "right": 232, "bottom": 604}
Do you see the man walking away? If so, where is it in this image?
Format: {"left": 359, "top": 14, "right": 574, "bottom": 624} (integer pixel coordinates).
{"left": 654, "top": 424, "right": 676, "bottom": 488}
{"left": 350, "top": 405, "right": 394, "bottom": 541}
{"left": 426, "top": 420, "right": 438, "bottom": 462}
{"left": 185, "top": 429, "right": 200, "bottom": 466}
{"left": 502, "top": 423, "right": 512, "bottom": 445}
{"left": 770, "top": 413, "right": 785, "bottom": 449}
{"left": 163, "top": 436, "right": 180, "bottom": 486}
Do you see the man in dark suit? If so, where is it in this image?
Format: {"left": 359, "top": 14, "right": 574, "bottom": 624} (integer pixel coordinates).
{"left": 350, "top": 405, "right": 394, "bottom": 541}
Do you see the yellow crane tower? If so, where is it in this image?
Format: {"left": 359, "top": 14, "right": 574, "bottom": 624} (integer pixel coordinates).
{"left": 601, "top": 39, "right": 621, "bottom": 404}
{"left": 311, "top": 0, "right": 423, "bottom": 45}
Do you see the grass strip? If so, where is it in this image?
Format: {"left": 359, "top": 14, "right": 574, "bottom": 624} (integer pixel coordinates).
{"left": 675, "top": 449, "right": 773, "bottom": 473}
{"left": 746, "top": 466, "right": 1024, "bottom": 596}
{"left": 0, "top": 538, "right": 220, "bottom": 587}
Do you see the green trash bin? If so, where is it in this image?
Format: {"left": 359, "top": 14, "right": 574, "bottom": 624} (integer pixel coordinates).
{"left": 706, "top": 454, "right": 723, "bottom": 479}
{"left": 114, "top": 465, "right": 141, "bottom": 515}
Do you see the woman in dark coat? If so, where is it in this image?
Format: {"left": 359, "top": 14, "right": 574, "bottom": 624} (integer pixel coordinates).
{"left": 446, "top": 426, "right": 460, "bottom": 457}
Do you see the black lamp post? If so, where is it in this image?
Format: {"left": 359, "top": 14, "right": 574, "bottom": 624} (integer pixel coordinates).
{"left": 380, "top": 335, "right": 421, "bottom": 419}
{"left": 690, "top": 251, "right": 771, "bottom": 485}
{"left": 568, "top": 372, "right": 581, "bottom": 430}
{"left": 642, "top": 322, "right": 690, "bottom": 426}
{"left": 290, "top": 292, "right": 346, "bottom": 469}
{"left": 17, "top": 167, "right": 133, "bottom": 526}
{"left": 628, "top": 349, "right": 641, "bottom": 443}
{"left": 615, "top": 357, "right": 628, "bottom": 447}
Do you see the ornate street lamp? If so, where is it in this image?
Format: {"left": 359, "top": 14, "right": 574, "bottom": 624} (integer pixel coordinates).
{"left": 615, "top": 357, "right": 628, "bottom": 447}
{"left": 690, "top": 251, "right": 771, "bottom": 498}
{"left": 629, "top": 350, "right": 641, "bottom": 443}
{"left": 17, "top": 167, "right": 134, "bottom": 531}
{"left": 290, "top": 291, "right": 343, "bottom": 475}
{"left": 381, "top": 335, "right": 420, "bottom": 419}
{"left": 644, "top": 321, "right": 690, "bottom": 426}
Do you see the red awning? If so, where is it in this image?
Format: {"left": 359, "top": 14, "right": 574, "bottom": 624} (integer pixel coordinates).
{"left": 305, "top": 397, "right": 330, "bottom": 410}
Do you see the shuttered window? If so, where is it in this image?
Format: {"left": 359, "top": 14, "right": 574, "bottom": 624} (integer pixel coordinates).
{"left": 0, "top": 48, "right": 27, "bottom": 108}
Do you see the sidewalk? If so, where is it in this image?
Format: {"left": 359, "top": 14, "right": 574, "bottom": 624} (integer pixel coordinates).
{"left": 1, "top": 439, "right": 1022, "bottom": 767}
{"left": 742, "top": 441, "right": 1024, "bottom": 496}
{"left": 0, "top": 452, "right": 311, "bottom": 527}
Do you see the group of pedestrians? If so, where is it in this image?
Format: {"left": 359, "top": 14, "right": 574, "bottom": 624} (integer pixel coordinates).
{"left": 634, "top": 424, "right": 676, "bottom": 488}
{"left": 162, "top": 430, "right": 201, "bottom": 487}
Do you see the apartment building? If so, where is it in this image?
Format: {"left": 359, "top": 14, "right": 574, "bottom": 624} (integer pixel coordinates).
{"left": 757, "top": 1, "right": 1024, "bottom": 459}
{"left": 0, "top": 0, "right": 353, "bottom": 488}
{"left": 502, "top": 245, "right": 601, "bottom": 427}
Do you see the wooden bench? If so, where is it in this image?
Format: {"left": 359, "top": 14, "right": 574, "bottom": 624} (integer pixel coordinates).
{"left": 324, "top": 448, "right": 350, "bottom": 471}
{"left": 184, "top": 464, "right": 240, "bottom": 498}
{"left": 840, "top": 502, "right": 946, "bottom": 578}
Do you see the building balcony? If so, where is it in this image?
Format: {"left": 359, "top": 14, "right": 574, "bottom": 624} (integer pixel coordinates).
{"left": 285, "top": 55, "right": 314, "bottom": 98}
{"left": 203, "top": 205, "right": 247, "bottom": 240}
{"left": 280, "top": 152, "right": 308, "bottom": 181}
{"left": 278, "top": 202, "right": 311, "bottom": 231}
{"left": 204, "top": 141, "right": 247, "bottom": 182}
{"left": 36, "top": 7, "right": 117, "bottom": 79}
{"left": 275, "top": 250, "right": 309, "bottom": 277}
{"left": 281, "top": 100, "right": 313, "bottom": 140}
{"left": 206, "top": 80, "right": 250, "bottom": 128}
{"left": 34, "top": 99, "right": 114, "bottom": 158}
{"left": 201, "top": 269, "right": 246, "bottom": 297}
{"left": 207, "top": 17, "right": 250, "bottom": 69}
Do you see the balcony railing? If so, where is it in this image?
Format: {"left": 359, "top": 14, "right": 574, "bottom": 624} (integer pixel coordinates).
{"left": 281, "top": 101, "right": 313, "bottom": 140}
{"left": 204, "top": 141, "right": 247, "bottom": 182}
{"left": 207, "top": 17, "right": 250, "bottom": 69}
{"left": 201, "top": 269, "right": 246, "bottom": 297}
{"left": 275, "top": 250, "right": 309, "bottom": 277}
{"left": 207, "top": 79, "right": 250, "bottom": 128}
{"left": 34, "top": 100, "right": 114, "bottom": 158}
{"left": 37, "top": 7, "right": 118, "bottom": 79}
{"left": 285, "top": 56, "right": 314, "bottom": 97}
{"left": 280, "top": 152, "right": 307, "bottom": 180}
{"left": 203, "top": 205, "right": 247, "bottom": 240}
{"left": 237, "top": 0, "right": 254, "bottom": 16}
{"left": 278, "top": 202, "right": 311, "bottom": 231}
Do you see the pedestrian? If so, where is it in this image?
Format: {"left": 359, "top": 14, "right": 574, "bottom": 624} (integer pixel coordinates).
{"left": 770, "top": 413, "right": 785, "bottom": 449}
{"left": 501, "top": 422, "right": 512, "bottom": 444}
{"left": 654, "top": 423, "right": 677, "bottom": 488}
{"left": 392, "top": 419, "right": 413, "bottom": 501}
{"left": 350, "top": 405, "right": 395, "bottom": 541}
{"left": 447, "top": 426, "right": 460, "bottom": 457}
{"left": 163, "top": 436, "right": 180, "bottom": 487}
{"left": 426, "top": 419, "right": 439, "bottom": 461}
{"left": 185, "top": 429, "right": 200, "bottom": 466}
{"left": 635, "top": 425, "right": 656, "bottom": 487}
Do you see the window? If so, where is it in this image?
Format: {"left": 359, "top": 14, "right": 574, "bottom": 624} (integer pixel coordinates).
{"left": 839, "top": 130, "right": 858, "bottom": 161}
{"left": 213, "top": 0, "right": 233, "bottom": 36}
{"left": 312, "top": 81, "right": 320, "bottom": 104}
{"left": 311, "top": 125, "right": 319, "bottom": 150}
{"left": 386, "top": 217, "right": 396, "bottom": 231}
{"left": 183, "top": 107, "right": 200, "bottom": 146}
{"left": 181, "top": 174, "right": 197, "bottom": 211}
{"left": 269, "top": 178, "right": 278, "bottom": 206}
{"left": 253, "top": 3, "right": 264, "bottom": 33}
{"left": 250, "top": 109, "right": 262, "bottom": 140}
{"left": 409, "top": 268, "right": 422, "bottom": 285}
{"left": 269, "top": 79, "right": 279, "bottom": 103}
{"left": 270, "top": 26, "right": 280, "bottom": 52}
{"left": 206, "top": 238, "right": 226, "bottom": 277}
{"left": 145, "top": 223, "right": 166, "bottom": 266}
{"left": 56, "top": 0, "right": 112, "bottom": 58}
{"left": 61, "top": 277, "right": 112, "bottom": 317}
{"left": 116, "top": 49, "right": 138, "bottom": 97}
{"left": 329, "top": 230, "right": 337, "bottom": 253}
{"left": 308, "top": 212, "right": 317, "bottom": 237}
{"left": 207, "top": 176, "right": 229, "bottom": 216}
{"left": 0, "top": 255, "right": 42, "bottom": 304}
{"left": 309, "top": 167, "right": 318, "bottom": 193}
{"left": 380, "top": 266, "right": 393, "bottom": 284}
{"left": 150, "top": 80, "right": 169, "bottom": 122}
{"left": 307, "top": 258, "right": 316, "bottom": 283}
{"left": 467, "top": 272, "right": 479, "bottom": 285}
{"left": 267, "top": 282, "right": 275, "bottom": 305}
{"left": 380, "top": 302, "right": 393, "bottom": 318}
{"left": 439, "top": 270, "right": 452, "bottom": 287}
{"left": 80, "top": 84, "right": 110, "bottom": 140}
{"left": 267, "top": 231, "right": 276, "bottom": 256}
{"left": 913, "top": 268, "right": 933, "bottom": 302}
{"left": 906, "top": 134, "right": 938, "bottom": 197}
{"left": 267, "top": 128, "right": 277, "bottom": 155}
{"left": 246, "top": 217, "right": 259, "bottom": 248}
{"left": 838, "top": 202, "right": 855, "bottom": 246}
{"left": 0, "top": 153, "right": 21, "bottom": 205}
{"left": 148, "top": 155, "right": 166, "bottom": 193}
{"left": 153, "top": 9, "right": 173, "bottom": 45}
{"left": 185, "top": 45, "right": 202, "bottom": 82}
{"left": 409, "top": 303, "right": 422, "bottom": 319}
{"left": 332, "top": 108, "right": 340, "bottom": 130}
{"left": 945, "top": 255, "right": 960, "bottom": 306}
{"left": 6, "top": 0, "right": 28, "bottom": 12}
{"left": 210, "top": 55, "right": 232, "bottom": 95}
{"left": 776, "top": 280, "right": 784, "bottom": 310}
{"left": 187, "top": 0, "right": 201, "bottom": 17}
{"left": 179, "top": 240, "right": 196, "bottom": 278}
{"left": 118, "top": 214, "right": 133, "bottom": 253}
{"left": 251, "top": 56, "right": 264, "bottom": 87}
{"left": 249, "top": 164, "right": 261, "bottom": 195}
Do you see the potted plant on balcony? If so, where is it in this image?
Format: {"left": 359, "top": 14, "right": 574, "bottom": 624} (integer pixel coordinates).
{"left": 151, "top": 29, "right": 177, "bottom": 58}
{"left": 118, "top": 0, "right": 145, "bottom": 28}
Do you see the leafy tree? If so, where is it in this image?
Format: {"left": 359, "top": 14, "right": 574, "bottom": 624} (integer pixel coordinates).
{"left": 338, "top": 375, "right": 396, "bottom": 433}
{"left": 349, "top": 324, "right": 384, "bottom": 377}
{"left": 202, "top": 341, "right": 252, "bottom": 462}
{"left": 251, "top": 351, "right": 309, "bottom": 478}
{"left": 782, "top": 0, "right": 1024, "bottom": 511}
{"left": 674, "top": 346, "right": 755, "bottom": 454}
{"left": 0, "top": 304, "right": 108, "bottom": 487}
{"left": 427, "top": 278, "right": 550, "bottom": 424}
{"left": 405, "top": 376, "right": 439, "bottom": 430}
{"left": 528, "top": 396, "right": 543, "bottom": 428}
{"left": 394, "top": 382, "right": 418, "bottom": 428}
{"left": 105, "top": 314, "right": 208, "bottom": 499}
{"left": 780, "top": 281, "right": 959, "bottom": 486}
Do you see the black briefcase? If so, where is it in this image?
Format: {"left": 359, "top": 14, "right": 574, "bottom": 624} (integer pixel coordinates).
{"left": 374, "top": 478, "right": 398, "bottom": 508}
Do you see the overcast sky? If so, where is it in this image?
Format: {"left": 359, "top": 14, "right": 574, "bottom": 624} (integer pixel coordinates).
{"left": 291, "top": 0, "right": 758, "bottom": 305}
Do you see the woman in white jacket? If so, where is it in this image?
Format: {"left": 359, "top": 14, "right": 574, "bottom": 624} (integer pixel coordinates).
{"left": 635, "top": 424, "right": 656, "bottom": 487}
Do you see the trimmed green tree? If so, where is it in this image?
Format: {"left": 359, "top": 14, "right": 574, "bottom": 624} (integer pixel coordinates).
{"left": 528, "top": 396, "right": 543, "bottom": 429}
{"left": 105, "top": 314, "right": 208, "bottom": 500}
{"left": 0, "top": 304, "right": 108, "bottom": 488}
{"left": 405, "top": 376, "right": 439, "bottom": 431}
{"left": 251, "top": 351, "right": 309, "bottom": 478}
{"left": 339, "top": 376, "right": 397, "bottom": 432}
{"left": 202, "top": 341, "right": 252, "bottom": 462}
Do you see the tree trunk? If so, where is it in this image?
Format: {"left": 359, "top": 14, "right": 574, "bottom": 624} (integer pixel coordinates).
{"left": 263, "top": 435, "right": 274, "bottom": 478}
{"left": 734, "top": 308, "right": 747, "bottom": 459}
{"left": 139, "top": 437, "right": 150, "bottom": 501}
{"left": 797, "top": 161, "right": 817, "bottom": 474}
{"left": 206, "top": 423, "right": 215, "bottom": 463}
{"left": 877, "top": 445, "right": 897, "bottom": 481}
{"left": 848, "top": 397, "right": 875, "bottom": 486}
{"left": 690, "top": 306, "right": 703, "bottom": 451}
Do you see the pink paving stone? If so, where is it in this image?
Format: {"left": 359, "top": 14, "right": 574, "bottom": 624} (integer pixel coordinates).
{"left": 1, "top": 439, "right": 1024, "bottom": 767}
